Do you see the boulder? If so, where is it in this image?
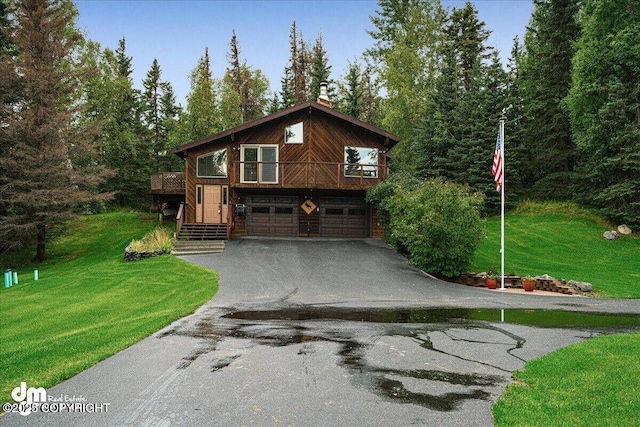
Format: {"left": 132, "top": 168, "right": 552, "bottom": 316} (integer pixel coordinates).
{"left": 568, "top": 280, "right": 593, "bottom": 292}
{"left": 603, "top": 230, "right": 619, "bottom": 240}
{"left": 618, "top": 224, "right": 632, "bottom": 235}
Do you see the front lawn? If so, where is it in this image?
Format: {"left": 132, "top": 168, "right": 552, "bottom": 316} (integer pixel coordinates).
{"left": 494, "top": 331, "right": 640, "bottom": 427}
{"left": 472, "top": 202, "right": 640, "bottom": 298}
{"left": 0, "top": 213, "right": 218, "bottom": 405}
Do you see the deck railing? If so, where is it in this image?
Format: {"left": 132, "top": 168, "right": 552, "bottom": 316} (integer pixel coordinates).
{"left": 150, "top": 172, "right": 186, "bottom": 193}
{"left": 231, "top": 161, "right": 386, "bottom": 190}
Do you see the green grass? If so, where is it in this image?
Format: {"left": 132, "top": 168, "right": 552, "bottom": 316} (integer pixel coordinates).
{"left": 480, "top": 202, "right": 640, "bottom": 426}
{"left": 0, "top": 213, "right": 217, "bottom": 405}
{"left": 494, "top": 332, "right": 640, "bottom": 427}
{"left": 472, "top": 201, "right": 640, "bottom": 298}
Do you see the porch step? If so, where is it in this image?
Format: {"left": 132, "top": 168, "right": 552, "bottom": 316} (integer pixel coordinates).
{"left": 177, "top": 223, "right": 227, "bottom": 240}
{"left": 172, "top": 240, "right": 225, "bottom": 256}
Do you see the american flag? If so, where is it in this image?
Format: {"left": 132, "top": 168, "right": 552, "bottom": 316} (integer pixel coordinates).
{"left": 492, "top": 131, "right": 503, "bottom": 192}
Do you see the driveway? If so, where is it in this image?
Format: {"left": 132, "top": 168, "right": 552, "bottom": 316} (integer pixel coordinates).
{"left": 4, "top": 239, "right": 640, "bottom": 426}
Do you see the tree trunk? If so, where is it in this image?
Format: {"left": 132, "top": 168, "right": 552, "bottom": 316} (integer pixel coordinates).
{"left": 35, "top": 220, "right": 46, "bottom": 263}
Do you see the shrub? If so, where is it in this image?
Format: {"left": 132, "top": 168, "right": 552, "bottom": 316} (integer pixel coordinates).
{"left": 129, "top": 227, "right": 173, "bottom": 253}
{"left": 366, "top": 171, "right": 421, "bottom": 247}
{"left": 370, "top": 177, "right": 484, "bottom": 277}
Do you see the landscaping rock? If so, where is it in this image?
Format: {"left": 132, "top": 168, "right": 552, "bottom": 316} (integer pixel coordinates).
{"left": 603, "top": 230, "right": 619, "bottom": 240}
{"left": 124, "top": 244, "right": 169, "bottom": 261}
{"left": 567, "top": 280, "right": 593, "bottom": 292}
{"left": 618, "top": 224, "right": 632, "bottom": 235}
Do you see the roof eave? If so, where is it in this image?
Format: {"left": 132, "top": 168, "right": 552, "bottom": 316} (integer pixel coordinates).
{"left": 172, "top": 101, "right": 400, "bottom": 157}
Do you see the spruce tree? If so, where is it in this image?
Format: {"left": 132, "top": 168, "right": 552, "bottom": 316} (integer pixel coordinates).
{"left": 224, "top": 30, "right": 269, "bottom": 123}
{"left": 282, "top": 21, "right": 308, "bottom": 105}
{"left": 181, "top": 48, "right": 222, "bottom": 140}
{"left": 308, "top": 32, "right": 332, "bottom": 101}
{"left": 0, "top": 0, "right": 111, "bottom": 260}
{"left": 79, "top": 37, "right": 149, "bottom": 207}
{"left": 143, "top": 58, "right": 162, "bottom": 163}
{"left": 520, "top": 0, "right": 581, "bottom": 199}
{"left": 279, "top": 66, "right": 295, "bottom": 109}
{"left": 336, "top": 60, "right": 364, "bottom": 118}
{"left": 444, "top": 1, "right": 491, "bottom": 92}
{"left": 567, "top": 0, "right": 640, "bottom": 227}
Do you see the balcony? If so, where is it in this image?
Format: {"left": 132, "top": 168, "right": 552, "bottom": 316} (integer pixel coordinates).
{"left": 150, "top": 172, "right": 185, "bottom": 195}
{"left": 231, "top": 161, "right": 386, "bottom": 190}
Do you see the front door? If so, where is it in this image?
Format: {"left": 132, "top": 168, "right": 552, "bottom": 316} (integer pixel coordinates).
{"left": 196, "top": 185, "right": 228, "bottom": 224}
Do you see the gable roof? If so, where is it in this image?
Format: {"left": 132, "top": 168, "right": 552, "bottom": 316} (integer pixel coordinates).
{"left": 173, "top": 101, "right": 400, "bottom": 158}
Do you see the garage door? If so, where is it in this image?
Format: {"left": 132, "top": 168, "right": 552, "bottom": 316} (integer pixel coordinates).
{"left": 245, "top": 195, "right": 298, "bottom": 237}
{"left": 320, "top": 197, "right": 369, "bottom": 237}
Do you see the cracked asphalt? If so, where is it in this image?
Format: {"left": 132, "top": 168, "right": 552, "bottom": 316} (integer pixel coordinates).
{"left": 4, "top": 238, "right": 640, "bottom": 426}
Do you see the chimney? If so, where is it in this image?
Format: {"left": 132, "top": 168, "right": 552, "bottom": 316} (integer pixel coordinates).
{"left": 317, "top": 81, "right": 332, "bottom": 108}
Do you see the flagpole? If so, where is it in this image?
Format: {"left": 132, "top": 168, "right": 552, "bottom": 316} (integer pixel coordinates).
{"left": 500, "top": 110, "right": 506, "bottom": 290}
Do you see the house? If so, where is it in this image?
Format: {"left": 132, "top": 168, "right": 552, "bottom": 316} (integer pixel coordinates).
{"left": 151, "top": 83, "right": 399, "bottom": 239}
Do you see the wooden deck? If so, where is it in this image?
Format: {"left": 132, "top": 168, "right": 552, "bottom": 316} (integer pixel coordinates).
{"left": 150, "top": 172, "right": 185, "bottom": 195}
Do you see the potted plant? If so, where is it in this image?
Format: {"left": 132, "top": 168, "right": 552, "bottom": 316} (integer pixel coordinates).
{"left": 484, "top": 269, "right": 498, "bottom": 289}
{"left": 522, "top": 274, "right": 536, "bottom": 292}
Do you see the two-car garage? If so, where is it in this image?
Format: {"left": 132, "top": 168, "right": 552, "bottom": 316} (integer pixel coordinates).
{"left": 244, "top": 195, "right": 370, "bottom": 238}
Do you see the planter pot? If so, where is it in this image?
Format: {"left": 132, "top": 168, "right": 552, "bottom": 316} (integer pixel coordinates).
{"left": 485, "top": 278, "right": 498, "bottom": 289}
{"left": 523, "top": 280, "right": 535, "bottom": 292}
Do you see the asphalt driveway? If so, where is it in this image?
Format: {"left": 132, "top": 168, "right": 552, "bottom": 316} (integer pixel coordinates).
{"left": 4, "top": 239, "right": 640, "bottom": 426}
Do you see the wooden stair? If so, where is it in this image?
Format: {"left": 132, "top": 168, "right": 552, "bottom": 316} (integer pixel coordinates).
{"left": 177, "top": 223, "right": 227, "bottom": 240}
{"left": 172, "top": 240, "right": 225, "bottom": 256}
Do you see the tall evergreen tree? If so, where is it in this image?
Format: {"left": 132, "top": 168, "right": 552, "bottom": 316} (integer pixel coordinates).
{"left": 336, "top": 60, "right": 364, "bottom": 118}
{"left": 115, "top": 37, "right": 132, "bottom": 79}
{"left": 502, "top": 36, "right": 530, "bottom": 202}
{"left": 143, "top": 58, "right": 162, "bottom": 163}
{"left": 567, "top": 0, "right": 640, "bottom": 227}
{"left": 335, "top": 59, "right": 382, "bottom": 125}
{"left": 359, "top": 62, "right": 383, "bottom": 125}
{"left": 444, "top": 1, "right": 491, "bottom": 92}
{"left": 287, "top": 21, "right": 307, "bottom": 105}
{"left": 226, "top": 30, "right": 249, "bottom": 122}
{"left": 180, "top": 48, "right": 222, "bottom": 141}
{"left": 413, "top": 45, "right": 459, "bottom": 180}
{"left": 79, "top": 38, "right": 148, "bottom": 207}
{"left": 266, "top": 92, "right": 281, "bottom": 114}
{"left": 279, "top": 66, "right": 295, "bottom": 109}
{"left": 520, "top": 0, "right": 581, "bottom": 198}
{"left": 224, "top": 30, "right": 269, "bottom": 123}
{"left": 0, "top": 0, "right": 111, "bottom": 261}
{"left": 411, "top": 2, "right": 506, "bottom": 212}
{"left": 307, "top": 32, "right": 332, "bottom": 101}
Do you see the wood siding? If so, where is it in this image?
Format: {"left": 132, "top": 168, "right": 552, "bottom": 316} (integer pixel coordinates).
{"left": 181, "top": 106, "right": 393, "bottom": 225}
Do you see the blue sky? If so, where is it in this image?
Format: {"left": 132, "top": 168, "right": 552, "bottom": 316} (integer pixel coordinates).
{"left": 75, "top": 0, "right": 534, "bottom": 106}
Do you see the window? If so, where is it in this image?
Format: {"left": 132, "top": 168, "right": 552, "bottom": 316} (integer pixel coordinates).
{"left": 197, "top": 149, "right": 227, "bottom": 178}
{"left": 344, "top": 147, "right": 378, "bottom": 178}
{"left": 285, "top": 122, "right": 304, "bottom": 144}
{"left": 241, "top": 145, "right": 278, "bottom": 183}
{"left": 275, "top": 207, "right": 294, "bottom": 214}
{"left": 325, "top": 208, "right": 344, "bottom": 215}
{"left": 251, "top": 206, "right": 270, "bottom": 214}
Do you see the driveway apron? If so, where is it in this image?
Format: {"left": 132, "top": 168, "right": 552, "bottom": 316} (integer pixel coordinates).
{"left": 4, "top": 239, "right": 640, "bottom": 427}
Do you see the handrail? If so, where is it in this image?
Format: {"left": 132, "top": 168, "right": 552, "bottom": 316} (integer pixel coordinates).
{"left": 231, "top": 161, "right": 385, "bottom": 188}
{"left": 150, "top": 172, "right": 186, "bottom": 192}
{"left": 176, "top": 202, "right": 185, "bottom": 239}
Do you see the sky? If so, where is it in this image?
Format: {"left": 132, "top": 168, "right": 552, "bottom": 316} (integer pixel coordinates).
{"left": 75, "top": 0, "right": 534, "bottom": 106}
